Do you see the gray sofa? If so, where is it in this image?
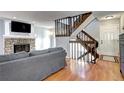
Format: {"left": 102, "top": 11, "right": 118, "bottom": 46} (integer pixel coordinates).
{"left": 0, "top": 47, "right": 67, "bottom": 81}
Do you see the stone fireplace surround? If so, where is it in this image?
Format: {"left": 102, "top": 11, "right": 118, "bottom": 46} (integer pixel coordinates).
{"left": 4, "top": 37, "right": 35, "bottom": 54}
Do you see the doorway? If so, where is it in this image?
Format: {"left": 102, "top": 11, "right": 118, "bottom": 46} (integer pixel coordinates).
{"left": 99, "top": 18, "right": 120, "bottom": 57}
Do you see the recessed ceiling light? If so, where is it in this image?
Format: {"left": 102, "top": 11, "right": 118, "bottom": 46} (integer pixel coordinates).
{"left": 13, "top": 16, "right": 16, "bottom": 19}
{"left": 105, "top": 15, "right": 114, "bottom": 19}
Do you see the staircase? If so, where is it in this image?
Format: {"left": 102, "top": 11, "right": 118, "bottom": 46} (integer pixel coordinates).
{"left": 76, "top": 30, "right": 99, "bottom": 63}
{"left": 55, "top": 12, "right": 99, "bottom": 63}
{"left": 55, "top": 12, "right": 92, "bottom": 36}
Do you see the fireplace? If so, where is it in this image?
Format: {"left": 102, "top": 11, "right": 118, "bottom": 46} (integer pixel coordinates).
{"left": 14, "top": 44, "right": 30, "bottom": 53}
{"left": 4, "top": 38, "right": 35, "bottom": 54}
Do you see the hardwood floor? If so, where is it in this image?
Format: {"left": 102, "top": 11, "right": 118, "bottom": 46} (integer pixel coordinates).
{"left": 45, "top": 59, "right": 123, "bottom": 81}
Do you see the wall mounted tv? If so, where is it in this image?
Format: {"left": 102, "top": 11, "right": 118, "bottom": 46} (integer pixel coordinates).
{"left": 11, "top": 21, "right": 31, "bottom": 33}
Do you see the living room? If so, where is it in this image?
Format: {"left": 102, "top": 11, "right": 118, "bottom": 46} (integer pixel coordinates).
{"left": 0, "top": 11, "right": 86, "bottom": 80}
{"left": 1, "top": 0, "right": 124, "bottom": 93}
{"left": 0, "top": 11, "right": 124, "bottom": 81}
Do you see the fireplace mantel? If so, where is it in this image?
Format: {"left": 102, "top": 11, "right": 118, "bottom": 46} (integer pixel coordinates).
{"left": 3, "top": 35, "right": 35, "bottom": 39}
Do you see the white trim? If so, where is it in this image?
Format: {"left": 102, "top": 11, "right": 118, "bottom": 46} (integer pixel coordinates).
{"left": 3, "top": 35, "right": 35, "bottom": 39}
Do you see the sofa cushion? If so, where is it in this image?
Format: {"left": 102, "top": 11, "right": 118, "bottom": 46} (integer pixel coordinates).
{"left": 48, "top": 47, "right": 64, "bottom": 52}
{"left": 0, "top": 55, "right": 10, "bottom": 62}
{"left": 0, "top": 51, "right": 29, "bottom": 63}
{"left": 29, "top": 49, "right": 49, "bottom": 56}
{"left": 9, "top": 51, "right": 29, "bottom": 60}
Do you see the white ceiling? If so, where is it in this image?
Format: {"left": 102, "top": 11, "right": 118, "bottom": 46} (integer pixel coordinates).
{"left": 93, "top": 11, "right": 124, "bottom": 20}
{"left": 0, "top": 11, "right": 123, "bottom": 28}
{"left": 0, "top": 11, "right": 87, "bottom": 28}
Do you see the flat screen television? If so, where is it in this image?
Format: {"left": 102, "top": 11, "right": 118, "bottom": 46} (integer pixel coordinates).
{"left": 11, "top": 21, "right": 31, "bottom": 33}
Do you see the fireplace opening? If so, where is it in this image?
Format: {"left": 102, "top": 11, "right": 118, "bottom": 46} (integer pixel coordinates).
{"left": 14, "top": 44, "right": 30, "bottom": 53}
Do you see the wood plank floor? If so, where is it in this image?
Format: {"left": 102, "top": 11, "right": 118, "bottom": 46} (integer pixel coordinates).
{"left": 45, "top": 59, "right": 123, "bottom": 81}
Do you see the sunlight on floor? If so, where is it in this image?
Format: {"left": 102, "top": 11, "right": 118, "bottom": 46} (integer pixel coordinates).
{"left": 69, "top": 59, "right": 90, "bottom": 78}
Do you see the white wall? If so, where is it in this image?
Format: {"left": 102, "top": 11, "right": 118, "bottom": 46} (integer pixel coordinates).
{"left": 120, "top": 14, "right": 124, "bottom": 34}
{"left": 0, "top": 19, "right": 5, "bottom": 36}
{"left": 84, "top": 19, "right": 100, "bottom": 41}
{"left": 56, "top": 37, "right": 70, "bottom": 57}
{"left": 0, "top": 19, "right": 5, "bottom": 55}
{"left": 34, "top": 26, "right": 55, "bottom": 50}
{"left": 49, "top": 28, "right": 56, "bottom": 48}
{"left": 0, "top": 37, "right": 4, "bottom": 55}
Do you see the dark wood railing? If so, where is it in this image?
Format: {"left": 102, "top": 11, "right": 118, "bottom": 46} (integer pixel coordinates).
{"left": 76, "top": 30, "right": 99, "bottom": 63}
{"left": 69, "top": 30, "right": 99, "bottom": 63}
{"left": 55, "top": 12, "right": 92, "bottom": 37}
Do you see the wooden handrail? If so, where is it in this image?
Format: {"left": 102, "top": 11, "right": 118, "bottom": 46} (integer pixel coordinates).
{"left": 81, "top": 30, "right": 97, "bottom": 43}
{"left": 55, "top": 12, "right": 92, "bottom": 36}
{"left": 70, "top": 12, "right": 92, "bottom": 18}
{"left": 70, "top": 12, "right": 92, "bottom": 33}
{"left": 75, "top": 30, "right": 99, "bottom": 63}
{"left": 77, "top": 30, "right": 98, "bottom": 47}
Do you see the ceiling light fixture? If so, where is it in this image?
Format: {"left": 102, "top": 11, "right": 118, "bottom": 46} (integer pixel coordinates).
{"left": 105, "top": 15, "right": 114, "bottom": 19}
{"left": 13, "top": 16, "right": 16, "bottom": 19}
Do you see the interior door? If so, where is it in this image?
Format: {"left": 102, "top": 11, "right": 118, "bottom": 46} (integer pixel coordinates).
{"left": 100, "top": 18, "right": 119, "bottom": 56}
